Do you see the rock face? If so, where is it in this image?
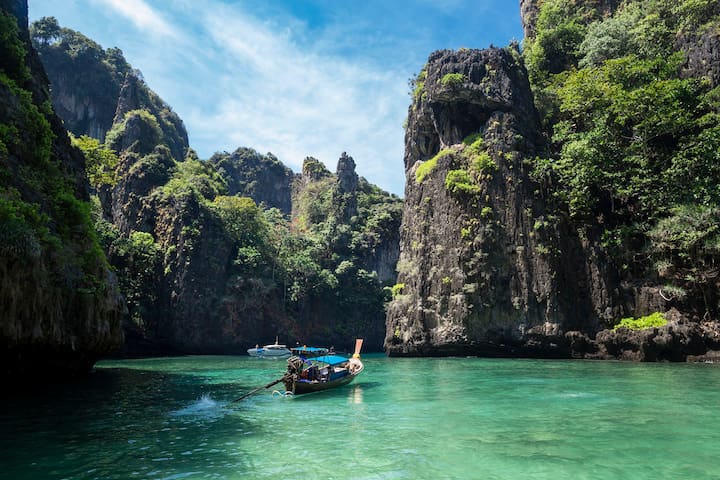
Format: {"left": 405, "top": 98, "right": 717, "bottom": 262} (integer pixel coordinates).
{"left": 678, "top": 29, "right": 720, "bottom": 88}
{"left": 335, "top": 152, "right": 359, "bottom": 223}
{"left": 30, "top": 20, "right": 128, "bottom": 143}
{"left": 519, "top": 0, "right": 540, "bottom": 41}
{"left": 31, "top": 23, "right": 188, "bottom": 161}
{"left": 387, "top": 2, "right": 720, "bottom": 360}
{"left": 0, "top": 0, "right": 124, "bottom": 378}
{"left": 388, "top": 47, "right": 592, "bottom": 356}
{"left": 209, "top": 147, "right": 294, "bottom": 214}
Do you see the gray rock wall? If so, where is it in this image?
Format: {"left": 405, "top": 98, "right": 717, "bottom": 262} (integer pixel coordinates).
{"left": 387, "top": 47, "right": 584, "bottom": 356}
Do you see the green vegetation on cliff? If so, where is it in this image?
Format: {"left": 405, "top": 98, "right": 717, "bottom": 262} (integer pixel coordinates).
{"left": 613, "top": 312, "right": 668, "bottom": 330}
{"left": 440, "top": 72, "right": 467, "bottom": 87}
{"left": 416, "top": 148, "right": 452, "bottom": 183}
{"left": 525, "top": 0, "right": 720, "bottom": 320}
{"left": 1, "top": 10, "right": 106, "bottom": 290}
{"left": 1, "top": 5, "right": 123, "bottom": 376}
{"left": 31, "top": 17, "right": 188, "bottom": 161}
{"left": 71, "top": 135, "right": 119, "bottom": 190}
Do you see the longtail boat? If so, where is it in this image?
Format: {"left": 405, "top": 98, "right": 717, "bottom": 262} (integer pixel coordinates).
{"left": 283, "top": 339, "right": 363, "bottom": 395}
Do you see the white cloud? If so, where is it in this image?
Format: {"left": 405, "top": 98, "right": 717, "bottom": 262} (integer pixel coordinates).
{"left": 99, "top": 0, "right": 178, "bottom": 38}
{"left": 183, "top": 3, "right": 409, "bottom": 194}
{"left": 29, "top": 0, "right": 524, "bottom": 196}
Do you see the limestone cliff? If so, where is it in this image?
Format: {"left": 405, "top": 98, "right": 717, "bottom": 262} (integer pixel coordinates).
{"left": 0, "top": 0, "right": 124, "bottom": 378}
{"left": 387, "top": 47, "right": 592, "bottom": 356}
{"left": 209, "top": 147, "right": 294, "bottom": 214}
{"left": 386, "top": 1, "right": 720, "bottom": 360}
{"left": 30, "top": 19, "right": 188, "bottom": 161}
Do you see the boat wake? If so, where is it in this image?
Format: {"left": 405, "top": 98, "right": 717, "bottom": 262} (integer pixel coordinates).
{"left": 171, "top": 393, "right": 226, "bottom": 418}
{"left": 271, "top": 390, "right": 294, "bottom": 398}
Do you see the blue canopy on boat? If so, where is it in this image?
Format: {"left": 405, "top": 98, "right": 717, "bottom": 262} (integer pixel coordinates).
{"left": 312, "top": 355, "right": 349, "bottom": 366}
{"left": 293, "top": 347, "right": 327, "bottom": 353}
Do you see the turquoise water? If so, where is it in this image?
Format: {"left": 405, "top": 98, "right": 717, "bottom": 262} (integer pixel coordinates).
{"left": 2, "top": 355, "right": 720, "bottom": 479}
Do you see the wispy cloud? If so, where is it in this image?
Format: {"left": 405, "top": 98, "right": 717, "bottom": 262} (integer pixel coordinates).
{"left": 99, "top": 0, "right": 178, "bottom": 38}
{"left": 181, "top": 2, "right": 409, "bottom": 194}
{"left": 28, "top": 0, "right": 523, "bottom": 196}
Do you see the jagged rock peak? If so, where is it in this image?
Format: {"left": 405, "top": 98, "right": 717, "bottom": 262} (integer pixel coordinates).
{"left": 336, "top": 152, "right": 358, "bottom": 193}
{"left": 519, "top": 0, "right": 540, "bottom": 41}
{"left": 301, "top": 156, "right": 331, "bottom": 181}
{"left": 105, "top": 70, "right": 188, "bottom": 161}
{"left": 405, "top": 46, "right": 539, "bottom": 170}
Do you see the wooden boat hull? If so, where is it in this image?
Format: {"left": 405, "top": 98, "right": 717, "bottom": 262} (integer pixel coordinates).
{"left": 284, "top": 363, "right": 363, "bottom": 395}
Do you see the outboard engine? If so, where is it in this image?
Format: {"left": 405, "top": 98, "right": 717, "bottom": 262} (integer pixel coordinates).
{"left": 286, "top": 356, "right": 305, "bottom": 375}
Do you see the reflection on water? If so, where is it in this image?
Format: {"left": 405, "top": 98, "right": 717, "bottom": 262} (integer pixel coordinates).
{"left": 351, "top": 384, "right": 364, "bottom": 404}
{"left": 0, "top": 355, "right": 719, "bottom": 479}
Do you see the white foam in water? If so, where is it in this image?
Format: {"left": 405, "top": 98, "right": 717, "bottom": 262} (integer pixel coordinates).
{"left": 171, "top": 393, "right": 222, "bottom": 417}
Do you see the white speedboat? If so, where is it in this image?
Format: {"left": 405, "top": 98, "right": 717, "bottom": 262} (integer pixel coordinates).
{"left": 247, "top": 338, "right": 291, "bottom": 359}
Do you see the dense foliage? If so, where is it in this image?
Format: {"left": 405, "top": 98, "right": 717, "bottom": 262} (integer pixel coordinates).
{"left": 525, "top": 0, "right": 720, "bottom": 319}
{"left": 0, "top": 10, "right": 108, "bottom": 295}
{"left": 71, "top": 134, "right": 119, "bottom": 191}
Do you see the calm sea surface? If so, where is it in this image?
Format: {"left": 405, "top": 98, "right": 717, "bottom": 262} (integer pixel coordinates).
{"left": 1, "top": 355, "right": 719, "bottom": 479}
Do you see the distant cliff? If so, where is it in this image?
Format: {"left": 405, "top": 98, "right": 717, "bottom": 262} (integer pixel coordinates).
{"left": 31, "top": 18, "right": 402, "bottom": 354}
{"left": 0, "top": 0, "right": 123, "bottom": 378}
{"left": 387, "top": 0, "right": 720, "bottom": 361}
{"left": 30, "top": 17, "right": 189, "bottom": 161}
{"left": 209, "top": 147, "right": 294, "bottom": 214}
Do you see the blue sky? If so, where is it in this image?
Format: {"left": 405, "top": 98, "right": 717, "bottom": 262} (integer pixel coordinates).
{"left": 28, "top": 0, "right": 523, "bottom": 196}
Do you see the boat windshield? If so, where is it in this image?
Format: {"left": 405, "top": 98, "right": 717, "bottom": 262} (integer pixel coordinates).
{"left": 293, "top": 347, "right": 327, "bottom": 353}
